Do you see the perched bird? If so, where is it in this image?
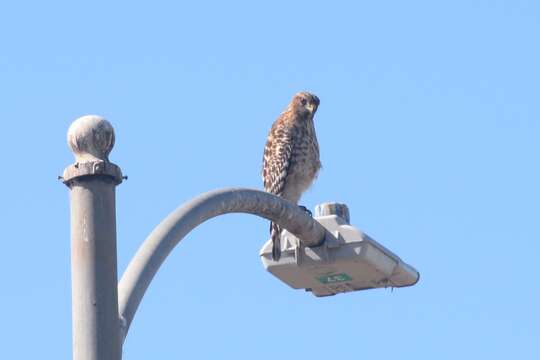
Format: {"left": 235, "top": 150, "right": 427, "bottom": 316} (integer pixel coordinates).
{"left": 262, "top": 91, "right": 321, "bottom": 261}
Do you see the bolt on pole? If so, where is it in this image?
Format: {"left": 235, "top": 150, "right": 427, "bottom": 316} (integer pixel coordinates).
{"left": 62, "top": 115, "right": 124, "bottom": 360}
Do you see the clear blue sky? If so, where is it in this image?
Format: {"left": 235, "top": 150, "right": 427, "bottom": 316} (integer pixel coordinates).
{"left": 0, "top": 1, "right": 538, "bottom": 359}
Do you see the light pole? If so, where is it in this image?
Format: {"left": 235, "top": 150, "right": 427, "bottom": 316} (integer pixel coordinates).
{"left": 61, "top": 115, "right": 333, "bottom": 359}
{"left": 63, "top": 115, "right": 419, "bottom": 359}
{"left": 62, "top": 116, "right": 124, "bottom": 360}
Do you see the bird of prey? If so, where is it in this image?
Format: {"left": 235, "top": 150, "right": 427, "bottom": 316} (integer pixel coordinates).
{"left": 262, "top": 91, "right": 321, "bottom": 261}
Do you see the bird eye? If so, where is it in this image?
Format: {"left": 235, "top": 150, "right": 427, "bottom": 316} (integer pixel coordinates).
{"left": 300, "top": 98, "right": 307, "bottom": 106}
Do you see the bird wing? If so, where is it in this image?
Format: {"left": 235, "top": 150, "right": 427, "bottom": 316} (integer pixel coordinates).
{"left": 262, "top": 121, "right": 294, "bottom": 196}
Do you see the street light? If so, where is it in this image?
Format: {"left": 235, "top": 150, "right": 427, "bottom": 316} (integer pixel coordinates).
{"left": 61, "top": 115, "right": 419, "bottom": 360}
{"left": 260, "top": 203, "right": 419, "bottom": 297}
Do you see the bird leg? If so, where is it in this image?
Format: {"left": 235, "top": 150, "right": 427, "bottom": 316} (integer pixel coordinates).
{"left": 298, "top": 205, "right": 312, "bottom": 217}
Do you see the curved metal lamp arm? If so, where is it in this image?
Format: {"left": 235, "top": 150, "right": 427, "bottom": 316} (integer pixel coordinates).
{"left": 117, "top": 187, "right": 326, "bottom": 341}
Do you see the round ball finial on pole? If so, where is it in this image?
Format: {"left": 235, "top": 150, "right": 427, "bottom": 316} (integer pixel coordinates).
{"left": 67, "top": 115, "right": 115, "bottom": 163}
{"left": 62, "top": 115, "right": 123, "bottom": 186}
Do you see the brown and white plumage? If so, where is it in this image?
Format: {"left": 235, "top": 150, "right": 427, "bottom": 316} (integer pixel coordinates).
{"left": 262, "top": 92, "right": 321, "bottom": 260}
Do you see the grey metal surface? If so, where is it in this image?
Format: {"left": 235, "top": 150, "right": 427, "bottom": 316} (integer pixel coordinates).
{"left": 260, "top": 214, "right": 420, "bottom": 296}
{"left": 315, "top": 202, "right": 350, "bottom": 224}
{"left": 117, "top": 188, "right": 327, "bottom": 341}
{"left": 68, "top": 178, "right": 122, "bottom": 359}
{"left": 64, "top": 115, "right": 122, "bottom": 360}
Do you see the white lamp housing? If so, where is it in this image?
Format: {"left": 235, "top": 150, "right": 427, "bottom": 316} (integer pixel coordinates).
{"left": 260, "top": 206, "right": 419, "bottom": 297}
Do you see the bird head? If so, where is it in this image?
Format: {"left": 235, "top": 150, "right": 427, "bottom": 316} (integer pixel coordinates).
{"left": 290, "top": 91, "right": 320, "bottom": 118}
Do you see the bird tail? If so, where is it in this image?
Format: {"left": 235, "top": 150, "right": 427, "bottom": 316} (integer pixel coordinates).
{"left": 270, "top": 222, "right": 281, "bottom": 261}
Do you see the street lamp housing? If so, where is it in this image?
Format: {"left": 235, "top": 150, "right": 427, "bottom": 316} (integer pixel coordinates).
{"left": 260, "top": 205, "right": 419, "bottom": 297}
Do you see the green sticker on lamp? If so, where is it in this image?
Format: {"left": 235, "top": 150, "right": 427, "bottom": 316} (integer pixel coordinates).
{"left": 317, "top": 273, "right": 352, "bottom": 284}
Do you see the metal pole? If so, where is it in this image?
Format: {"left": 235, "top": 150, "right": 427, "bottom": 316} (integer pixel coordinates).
{"left": 62, "top": 115, "right": 124, "bottom": 360}
{"left": 118, "top": 188, "right": 327, "bottom": 341}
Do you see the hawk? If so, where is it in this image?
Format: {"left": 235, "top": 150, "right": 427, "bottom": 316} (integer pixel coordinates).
{"left": 262, "top": 91, "right": 321, "bottom": 261}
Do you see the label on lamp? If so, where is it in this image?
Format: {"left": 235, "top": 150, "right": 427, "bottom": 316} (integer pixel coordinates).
{"left": 317, "top": 273, "right": 352, "bottom": 284}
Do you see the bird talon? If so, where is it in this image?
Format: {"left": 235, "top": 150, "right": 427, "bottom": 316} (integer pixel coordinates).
{"left": 299, "top": 205, "right": 312, "bottom": 217}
